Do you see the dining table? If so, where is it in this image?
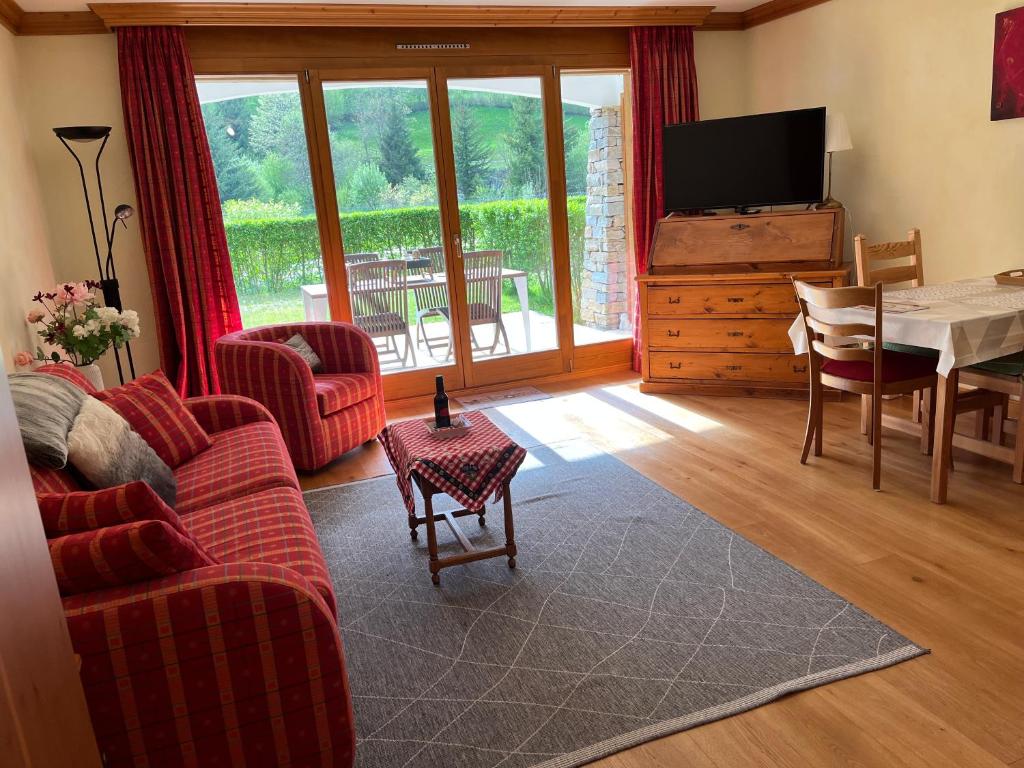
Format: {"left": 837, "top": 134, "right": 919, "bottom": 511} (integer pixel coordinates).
{"left": 789, "top": 276, "right": 1024, "bottom": 504}
{"left": 301, "top": 266, "right": 533, "bottom": 351}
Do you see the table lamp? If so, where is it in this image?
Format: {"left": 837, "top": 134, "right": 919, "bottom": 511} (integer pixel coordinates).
{"left": 817, "top": 112, "right": 853, "bottom": 210}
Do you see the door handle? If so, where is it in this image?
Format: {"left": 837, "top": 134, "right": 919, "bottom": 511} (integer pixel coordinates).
{"left": 452, "top": 233, "right": 463, "bottom": 260}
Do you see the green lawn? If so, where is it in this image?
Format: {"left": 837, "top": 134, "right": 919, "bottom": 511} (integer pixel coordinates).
{"left": 238, "top": 280, "right": 553, "bottom": 329}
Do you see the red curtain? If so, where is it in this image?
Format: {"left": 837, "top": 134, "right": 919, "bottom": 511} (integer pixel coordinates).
{"left": 118, "top": 27, "right": 241, "bottom": 397}
{"left": 629, "top": 26, "right": 699, "bottom": 372}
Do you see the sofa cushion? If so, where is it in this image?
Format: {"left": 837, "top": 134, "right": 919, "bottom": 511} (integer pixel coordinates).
{"left": 314, "top": 373, "right": 377, "bottom": 416}
{"left": 822, "top": 349, "right": 938, "bottom": 384}
{"left": 67, "top": 396, "right": 177, "bottom": 508}
{"left": 49, "top": 520, "right": 216, "bottom": 596}
{"left": 9, "top": 372, "right": 85, "bottom": 469}
{"left": 37, "top": 481, "right": 188, "bottom": 539}
{"left": 31, "top": 464, "right": 82, "bottom": 495}
{"left": 35, "top": 363, "right": 99, "bottom": 394}
{"left": 96, "top": 371, "right": 212, "bottom": 468}
{"left": 181, "top": 486, "right": 335, "bottom": 610}
{"left": 173, "top": 421, "right": 299, "bottom": 515}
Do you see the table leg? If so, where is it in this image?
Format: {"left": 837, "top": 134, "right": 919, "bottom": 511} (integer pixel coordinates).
{"left": 502, "top": 481, "right": 517, "bottom": 569}
{"left": 513, "top": 274, "right": 531, "bottom": 352}
{"left": 930, "top": 370, "right": 959, "bottom": 504}
{"left": 422, "top": 488, "right": 441, "bottom": 585}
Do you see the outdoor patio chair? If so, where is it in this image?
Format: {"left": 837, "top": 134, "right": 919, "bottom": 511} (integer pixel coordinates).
{"left": 344, "top": 251, "right": 380, "bottom": 265}
{"left": 437, "top": 250, "right": 510, "bottom": 357}
{"left": 348, "top": 259, "right": 417, "bottom": 368}
{"left": 411, "top": 246, "right": 453, "bottom": 359}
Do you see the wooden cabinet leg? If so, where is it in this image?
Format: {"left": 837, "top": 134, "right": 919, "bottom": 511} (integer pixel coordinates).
{"left": 931, "top": 371, "right": 959, "bottom": 504}
{"left": 860, "top": 394, "right": 870, "bottom": 437}
{"left": 912, "top": 390, "right": 922, "bottom": 424}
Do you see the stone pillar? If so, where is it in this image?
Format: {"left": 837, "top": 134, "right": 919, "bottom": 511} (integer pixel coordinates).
{"left": 579, "top": 105, "right": 628, "bottom": 331}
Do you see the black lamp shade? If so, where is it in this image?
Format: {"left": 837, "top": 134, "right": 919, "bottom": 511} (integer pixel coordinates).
{"left": 53, "top": 126, "right": 112, "bottom": 142}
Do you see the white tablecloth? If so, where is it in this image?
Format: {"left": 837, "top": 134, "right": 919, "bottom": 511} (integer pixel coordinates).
{"left": 788, "top": 277, "right": 1024, "bottom": 376}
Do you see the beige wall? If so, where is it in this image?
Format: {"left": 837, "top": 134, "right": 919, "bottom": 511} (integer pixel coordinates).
{"left": 694, "top": 31, "right": 748, "bottom": 120}
{"left": 16, "top": 34, "right": 160, "bottom": 383}
{"left": 743, "top": 0, "right": 1024, "bottom": 282}
{"left": 0, "top": 28, "right": 56, "bottom": 367}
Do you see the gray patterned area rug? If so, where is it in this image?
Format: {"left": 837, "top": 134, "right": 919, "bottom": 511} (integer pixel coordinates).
{"left": 306, "top": 439, "right": 926, "bottom": 768}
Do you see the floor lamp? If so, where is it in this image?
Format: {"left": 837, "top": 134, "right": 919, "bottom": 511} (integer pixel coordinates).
{"left": 53, "top": 125, "right": 137, "bottom": 384}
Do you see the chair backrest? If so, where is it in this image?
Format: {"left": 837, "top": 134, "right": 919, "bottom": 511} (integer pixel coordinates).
{"left": 412, "top": 246, "right": 446, "bottom": 274}
{"left": 463, "top": 250, "right": 503, "bottom": 318}
{"left": 794, "top": 280, "right": 883, "bottom": 384}
{"left": 854, "top": 229, "right": 924, "bottom": 289}
{"left": 347, "top": 260, "right": 409, "bottom": 329}
{"left": 344, "top": 251, "right": 380, "bottom": 265}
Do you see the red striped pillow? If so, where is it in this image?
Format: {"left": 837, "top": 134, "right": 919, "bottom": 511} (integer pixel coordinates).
{"left": 95, "top": 371, "right": 211, "bottom": 468}
{"left": 49, "top": 519, "right": 216, "bottom": 595}
{"left": 37, "top": 481, "right": 188, "bottom": 538}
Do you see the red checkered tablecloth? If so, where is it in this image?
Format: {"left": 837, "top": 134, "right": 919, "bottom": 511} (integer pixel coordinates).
{"left": 378, "top": 413, "right": 527, "bottom": 515}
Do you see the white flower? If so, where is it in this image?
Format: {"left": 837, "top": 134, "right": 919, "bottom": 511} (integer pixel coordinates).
{"left": 96, "top": 306, "right": 120, "bottom": 328}
{"left": 72, "top": 325, "right": 89, "bottom": 338}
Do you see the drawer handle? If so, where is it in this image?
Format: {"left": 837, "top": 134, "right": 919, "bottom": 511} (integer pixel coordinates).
{"left": 725, "top": 365, "right": 743, "bottom": 371}
{"left": 726, "top": 331, "right": 745, "bottom": 338}
{"left": 669, "top": 362, "right": 682, "bottom": 370}
{"left": 726, "top": 297, "right": 745, "bottom": 303}
{"left": 730, "top": 223, "right": 751, "bottom": 231}
{"left": 793, "top": 365, "right": 808, "bottom": 374}
{"left": 666, "top": 330, "right": 681, "bottom": 338}
{"left": 667, "top": 296, "right": 681, "bottom": 305}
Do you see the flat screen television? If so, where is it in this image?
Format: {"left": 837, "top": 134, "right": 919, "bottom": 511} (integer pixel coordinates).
{"left": 662, "top": 107, "right": 826, "bottom": 213}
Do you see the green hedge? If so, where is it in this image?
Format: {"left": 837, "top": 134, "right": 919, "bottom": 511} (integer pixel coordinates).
{"left": 225, "top": 196, "right": 587, "bottom": 310}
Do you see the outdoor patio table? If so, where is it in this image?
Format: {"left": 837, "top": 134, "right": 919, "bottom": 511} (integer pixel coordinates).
{"left": 788, "top": 276, "right": 1024, "bottom": 504}
{"left": 301, "top": 267, "right": 532, "bottom": 350}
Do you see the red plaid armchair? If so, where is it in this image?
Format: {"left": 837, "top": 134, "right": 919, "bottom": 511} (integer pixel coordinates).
{"left": 216, "top": 322, "right": 387, "bottom": 471}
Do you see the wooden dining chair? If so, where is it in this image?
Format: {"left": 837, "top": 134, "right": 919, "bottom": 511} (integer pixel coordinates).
{"left": 960, "top": 358, "right": 1024, "bottom": 483}
{"left": 793, "top": 280, "right": 938, "bottom": 490}
{"left": 460, "top": 250, "right": 510, "bottom": 355}
{"left": 854, "top": 229, "right": 929, "bottom": 434}
{"left": 348, "top": 259, "right": 417, "bottom": 368}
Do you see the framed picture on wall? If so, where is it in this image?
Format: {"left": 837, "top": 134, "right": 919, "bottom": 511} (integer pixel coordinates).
{"left": 992, "top": 5, "right": 1024, "bottom": 120}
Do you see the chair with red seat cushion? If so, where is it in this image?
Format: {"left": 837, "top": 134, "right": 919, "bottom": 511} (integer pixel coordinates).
{"left": 216, "top": 322, "right": 386, "bottom": 471}
{"left": 794, "top": 280, "right": 938, "bottom": 490}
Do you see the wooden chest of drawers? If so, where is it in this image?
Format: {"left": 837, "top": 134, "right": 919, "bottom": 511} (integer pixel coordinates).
{"left": 639, "top": 272, "right": 848, "bottom": 397}
{"left": 639, "top": 209, "right": 849, "bottom": 398}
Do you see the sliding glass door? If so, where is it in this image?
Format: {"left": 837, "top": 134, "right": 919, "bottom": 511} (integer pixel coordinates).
{"left": 198, "top": 65, "right": 633, "bottom": 398}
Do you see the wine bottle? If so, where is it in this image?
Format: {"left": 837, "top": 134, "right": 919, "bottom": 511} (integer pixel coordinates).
{"left": 433, "top": 375, "right": 451, "bottom": 428}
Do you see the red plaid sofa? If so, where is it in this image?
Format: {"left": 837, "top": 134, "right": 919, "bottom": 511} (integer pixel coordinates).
{"left": 29, "top": 365, "right": 356, "bottom": 768}
{"left": 216, "top": 322, "right": 386, "bottom": 471}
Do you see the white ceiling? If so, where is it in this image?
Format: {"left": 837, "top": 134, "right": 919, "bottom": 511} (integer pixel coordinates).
{"left": 21, "top": 0, "right": 762, "bottom": 16}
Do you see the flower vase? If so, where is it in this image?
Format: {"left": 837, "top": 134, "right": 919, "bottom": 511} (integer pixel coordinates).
{"left": 75, "top": 363, "right": 104, "bottom": 391}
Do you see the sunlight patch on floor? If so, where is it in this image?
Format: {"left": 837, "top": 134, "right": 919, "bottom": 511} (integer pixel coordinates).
{"left": 600, "top": 384, "right": 724, "bottom": 434}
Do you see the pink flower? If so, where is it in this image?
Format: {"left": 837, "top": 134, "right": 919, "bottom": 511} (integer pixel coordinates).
{"left": 25, "top": 309, "right": 44, "bottom": 324}
{"left": 54, "top": 282, "right": 93, "bottom": 306}
{"left": 13, "top": 351, "right": 33, "bottom": 368}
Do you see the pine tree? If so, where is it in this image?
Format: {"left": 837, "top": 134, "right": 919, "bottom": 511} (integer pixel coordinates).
{"left": 379, "top": 105, "right": 424, "bottom": 186}
{"left": 505, "top": 97, "right": 547, "bottom": 197}
{"left": 451, "top": 103, "right": 492, "bottom": 201}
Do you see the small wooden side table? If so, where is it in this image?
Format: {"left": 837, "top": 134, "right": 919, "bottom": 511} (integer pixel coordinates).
{"left": 411, "top": 475, "right": 517, "bottom": 585}
{"left": 378, "top": 413, "right": 527, "bottom": 585}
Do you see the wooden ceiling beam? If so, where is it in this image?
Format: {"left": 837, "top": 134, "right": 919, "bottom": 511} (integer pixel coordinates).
{"left": 5, "top": 0, "right": 834, "bottom": 37}
{"left": 88, "top": 3, "right": 715, "bottom": 29}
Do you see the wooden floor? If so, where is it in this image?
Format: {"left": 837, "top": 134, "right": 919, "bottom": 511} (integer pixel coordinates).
{"left": 301, "top": 372, "right": 1024, "bottom": 768}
